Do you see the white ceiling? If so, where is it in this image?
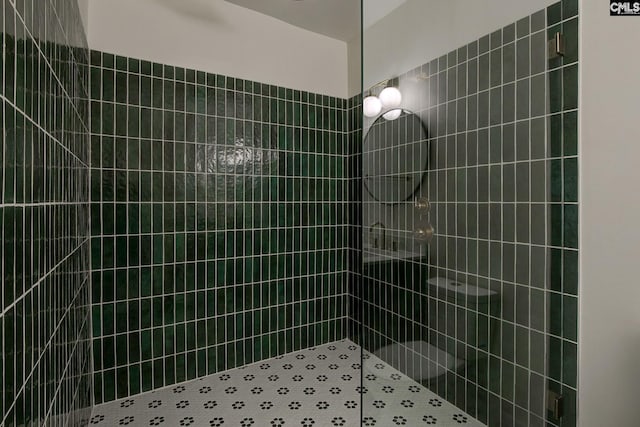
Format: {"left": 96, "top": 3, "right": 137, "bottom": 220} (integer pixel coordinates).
{"left": 362, "top": 0, "right": 409, "bottom": 31}
{"left": 224, "top": 0, "right": 408, "bottom": 42}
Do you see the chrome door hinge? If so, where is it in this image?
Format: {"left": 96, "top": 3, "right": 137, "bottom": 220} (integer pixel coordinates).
{"left": 547, "top": 391, "right": 564, "bottom": 420}
{"left": 548, "top": 32, "right": 565, "bottom": 59}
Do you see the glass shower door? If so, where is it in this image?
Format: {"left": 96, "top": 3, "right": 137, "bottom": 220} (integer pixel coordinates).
{"left": 360, "top": 1, "right": 579, "bottom": 426}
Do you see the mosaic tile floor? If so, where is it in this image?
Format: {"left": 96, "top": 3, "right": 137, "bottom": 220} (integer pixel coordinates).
{"left": 90, "top": 340, "right": 483, "bottom": 426}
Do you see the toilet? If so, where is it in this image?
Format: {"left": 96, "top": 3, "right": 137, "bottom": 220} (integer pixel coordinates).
{"left": 369, "top": 277, "right": 500, "bottom": 383}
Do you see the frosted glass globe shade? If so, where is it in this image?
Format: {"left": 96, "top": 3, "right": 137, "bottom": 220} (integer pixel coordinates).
{"left": 383, "top": 109, "right": 402, "bottom": 121}
{"left": 363, "top": 96, "right": 382, "bottom": 117}
{"left": 379, "top": 87, "right": 402, "bottom": 109}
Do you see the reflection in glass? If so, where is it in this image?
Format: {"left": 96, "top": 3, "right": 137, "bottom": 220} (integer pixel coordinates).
{"left": 362, "top": 109, "right": 428, "bottom": 205}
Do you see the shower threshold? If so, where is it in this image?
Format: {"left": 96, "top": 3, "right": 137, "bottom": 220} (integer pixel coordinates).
{"left": 89, "top": 340, "right": 482, "bottom": 426}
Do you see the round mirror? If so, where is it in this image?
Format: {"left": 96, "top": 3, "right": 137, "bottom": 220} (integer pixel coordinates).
{"left": 362, "top": 109, "right": 429, "bottom": 205}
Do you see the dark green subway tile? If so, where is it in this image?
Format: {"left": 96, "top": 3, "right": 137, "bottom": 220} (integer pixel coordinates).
{"left": 564, "top": 17, "right": 579, "bottom": 64}
{"left": 563, "top": 64, "right": 579, "bottom": 111}
{"left": 102, "top": 68, "right": 115, "bottom": 102}
{"left": 549, "top": 159, "right": 563, "bottom": 202}
{"left": 563, "top": 111, "right": 578, "bottom": 156}
{"left": 563, "top": 0, "right": 579, "bottom": 19}
{"left": 564, "top": 204, "right": 579, "bottom": 249}
{"left": 564, "top": 158, "right": 578, "bottom": 202}
{"left": 549, "top": 113, "right": 563, "bottom": 157}
{"left": 563, "top": 249, "right": 579, "bottom": 295}
{"left": 549, "top": 247, "right": 563, "bottom": 293}
{"left": 563, "top": 340, "right": 578, "bottom": 387}
{"left": 530, "top": 9, "right": 545, "bottom": 33}
{"left": 549, "top": 68, "right": 563, "bottom": 113}
{"left": 563, "top": 295, "right": 578, "bottom": 343}
{"left": 547, "top": 2, "right": 562, "bottom": 26}
{"left": 549, "top": 203, "right": 564, "bottom": 247}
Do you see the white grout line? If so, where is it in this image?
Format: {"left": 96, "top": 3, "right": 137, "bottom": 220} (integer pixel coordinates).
{"left": 1, "top": 273, "right": 90, "bottom": 426}
{"left": 0, "top": 237, "right": 90, "bottom": 317}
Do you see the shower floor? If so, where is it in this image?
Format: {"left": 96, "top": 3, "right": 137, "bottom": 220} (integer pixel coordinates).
{"left": 89, "top": 340, "right": 482, "bottom": 426}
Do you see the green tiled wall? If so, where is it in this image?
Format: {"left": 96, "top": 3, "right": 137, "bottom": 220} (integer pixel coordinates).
{"left": 1, "top": 0, "right": 92, "bottom": 426}
{"left": 357, "top": 1, "right": 579, "bottom": 426}
{"left": 89, "top": 51, "right": 350, "bottom": 403}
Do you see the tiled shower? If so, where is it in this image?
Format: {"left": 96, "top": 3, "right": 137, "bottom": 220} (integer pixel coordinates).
{"left": 1, "top": 1, "right": 581, "bottom": 426}
{"left": 87, "top": 50, "right": 350, "bottom": 403}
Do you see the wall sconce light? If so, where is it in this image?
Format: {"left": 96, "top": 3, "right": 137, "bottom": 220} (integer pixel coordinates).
{"left": 379, "top": 86, "right": 402, "bottom": 110}
{"left": 363, "top": 80, "right": 402, "bottom": 120}
{"left": 363, "top": 95, "right": 382, "bottom": 118}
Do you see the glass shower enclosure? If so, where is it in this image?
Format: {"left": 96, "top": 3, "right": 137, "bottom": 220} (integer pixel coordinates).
{"left": 358, "top": 1, "right": 579, "bottom": 426}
